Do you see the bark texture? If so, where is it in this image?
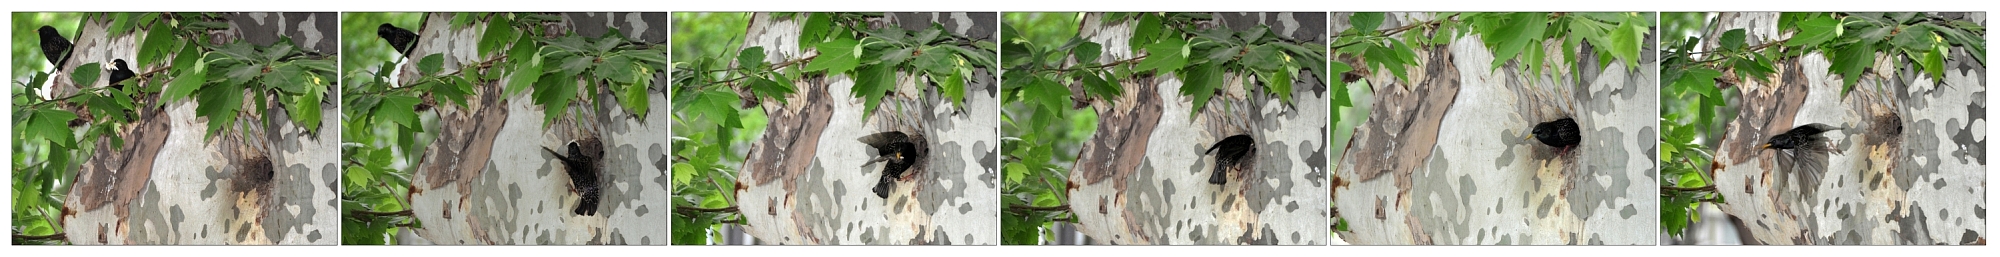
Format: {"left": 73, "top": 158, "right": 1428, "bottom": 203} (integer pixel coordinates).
{"left": 1332, "top": 12, "right": 1660, "bottom": 245}
{"left": 400, "top": 12, "right": 669, "bottom": 245}
{"left": 1704, "top": 12, "right": 1986, "bottom": 245}
{"left": 1063, "top": 12, "right": 1330, "bottom": 245}
{"left": 732, "top": 12, "right": 1000, "bottom": 245}
{"left": 57, "top": 13, "right": 341, "bottom": 245}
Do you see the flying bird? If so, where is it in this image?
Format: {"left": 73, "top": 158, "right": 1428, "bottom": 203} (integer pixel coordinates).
{"left": 1204, "top": 134, "right": 1256, "bottom": 185}
{"left": 859, "top": 131, "right": 925, "bottom": 199}
{"left": 1763, "top": 123, "right": 1842, "bottom": 200}
{"left": 377, "top": 23, "right": 419, "bottom": 59}
{"left": 1529, "top": 117, "right": 1582, "bottom": 153}
{"left": 544, "top": 140, "right": 603, "bottom": 216}
{"left": 39, "top": 26, "right": 73, "bottom": 71}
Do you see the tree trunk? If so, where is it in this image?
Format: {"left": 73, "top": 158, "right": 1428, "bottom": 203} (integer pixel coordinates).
{"left": 731, "top": 12, "right": 1000, "bottom": 245}
{"left": 1063, "top": 12, "right": 1330, "bottom": 245}
{"left": 400, "top": 12, "right": 670, "bottom": 245}
{"left": 58, "top": 12, "right": 342, "bottom": 245}
{"left": 1332, "top": 12, "right": 1660, "bottom": 245}
{"left": 1704, "top": 12, "right": 1986, "bottom": 245}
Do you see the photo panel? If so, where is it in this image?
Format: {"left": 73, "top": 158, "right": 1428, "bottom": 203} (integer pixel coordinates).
{"left": 1657, "top": 12, "right": 1986, "bottom": 245}
{"left": 669, "top": 12, "right": 1002, "bottom": 245}
{"left": 338, "top": 12, "right": 670, "bottom": 245}
{"left": 11, "top": 12, "right": 340, "bottom": 245}
{"left": 1328, "top": 12, "right": 1660, "bottom": 245}
{"left": 999, "top": 12, "right": 1331, "bottom": 245}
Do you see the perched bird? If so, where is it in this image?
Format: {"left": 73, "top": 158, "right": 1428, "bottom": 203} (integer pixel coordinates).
{"left": 108, "top": 59, "right": 135, "bottom": 91}
{"left": 859, "top": 131, "right": 925, "bottom": 199}
{"left": 1762, "top": 123, "right": 1842, "bottom": 200}
{"left": 544, "top": 140, "right": 603, "bottom": 216}
{"left": 1204, "top": 134, "right": 1256, "bottom": 185}
{"left": 377, "top": 23, "right": 419, "bottom": 59}
{"left": 1529, "top": 117, "right": 1582, "bottom": 153}
{"left": 39, "top": 26, "right": 73, "bottom": 71}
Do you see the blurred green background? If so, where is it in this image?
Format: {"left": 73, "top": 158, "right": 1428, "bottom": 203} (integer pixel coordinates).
{"left": 339, "top": 12, "right": 422, "bottom": 77}
{"left": 11, "top": 13, "right": 84, "bottom": 82}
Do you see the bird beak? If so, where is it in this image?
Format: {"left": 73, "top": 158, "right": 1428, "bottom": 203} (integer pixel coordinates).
{"left": 1760, "top": 143, "right": 1772, "bottom": 149}
{"left": 1525, "top": 134, "right": 1535, "bottom": 140}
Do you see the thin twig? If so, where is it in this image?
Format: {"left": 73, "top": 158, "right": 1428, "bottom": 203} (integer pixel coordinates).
{"left": 13, "top": 232, "right": 66, "bottom": 241}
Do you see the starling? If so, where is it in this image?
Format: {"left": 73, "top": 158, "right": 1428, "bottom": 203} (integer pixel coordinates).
{"left": 544, "top": 140, "right": 603, "bottom": 216}
{"left": 1762, "top": 123, "right": 1842, "bottom": 200}
{"left": 377, "top": 23, "right": 419, "bottom": 58}
{"left": 39, "top": 26, "right": 73, "bottom": 71}
{"left": 1204, "top": 134, "right": 1256, "bottom": 185}
{"left": 859, "top": 131, "right": 924, "bottom": 199}
{"left": 1529, "top": 117, "right": 1582, "bottom": 152}
{"left": 108, "top": 59, "right": 135, "bottom": 91}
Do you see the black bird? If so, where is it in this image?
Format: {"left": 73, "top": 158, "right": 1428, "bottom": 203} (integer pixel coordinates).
{"left": 108, "top": 59, "right": 135, "bottom": 91}
{"left": 1204, "top": 134, "right": 1256, "bottom": 185}
{"left": 544, "top": 140, "right": 603, "bottom": 216}
{"left": 859, "top": 131, "right": 925, "bottom": 199}
{"left": 39, "top": 26, "right": 73, "bottom": 71}
{"left": 1529, "top": 118, "right": 1582, "bottom": 152}
{"left": 1762, "top": 123, "right": 1842, "bottom": 200}
{"left": 377, "top": 23, "right": 419, "bottom": 59}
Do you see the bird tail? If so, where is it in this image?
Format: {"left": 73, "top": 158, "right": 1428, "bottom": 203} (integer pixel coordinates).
{"left": 573, "top": 188, "right": 600, "bottom": 216}
{"left": 1204, "top": 142, "right": 1224, "bottom": 155}
{"left": 1208, "top": 163, "right": 1228, "bottom": 185}
{"left": 872, "top": 176, "right": 894, "bottom": 199}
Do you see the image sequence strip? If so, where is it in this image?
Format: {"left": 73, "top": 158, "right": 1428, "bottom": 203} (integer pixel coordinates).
{"left": 5, "top": 11, "right": 1988, "bottom": 247}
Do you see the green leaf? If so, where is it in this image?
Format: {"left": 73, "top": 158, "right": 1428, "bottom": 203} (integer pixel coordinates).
{"left": 1830, "top": 42, "right": 1875, "bottom": 93}
{"left": 1610, "top": 18, "right": 1644, "bottom": 68}
{"left": 138, "top": 21, "right": 176, "bottom": 68}
{"left": 71, "top": 62, "right": 102, "bottom": 88}
{"left": 1484, "top": 12, "right": 1549, "bottom": 69}
{"left": 163, "top": 58, "right": 208, "bottom": 102}
{"left": 853, "top": 64, "right": 896, "bottom": 118}
{"left": 506, "top": 50, "right": 544, "bottom": 97}
{"left": 263, "top": 65, "right": 308, "bottom": 94}
{"left": 478, "top": 15, "right": 518, "bottom": 56}
{"left": 1133, "top": 36, "right": 1188, "bottom": 74}
{"left": 1073, "top": 41, "right": 1102, "bottom": 65}
{"left": 30, "top": 109, "right": 77, "bottom": 147}
{"left": 1920, "top": 43, "right": 1946, "bottom": 81}
{"left": 941, "top": 69, "right": 967, "bottom": 108}
{"left": 1027, "top": 76, "right": 1070, "bottom": 113}
{"left": 1349, "top": 12, "right": 1385, "bottom": 34}
{"left": 737, "top": 46, "right": 767, "bottom": 70}
{"left": 1078, "top": 70, "right": 1119, "bottom": 100}
{"left": 377, "top": 95, "right": 422, "bottom": 129}
{"left": 418, "top": 53, "right": 445, "bottom": 75}
{"left": 1786, "top": 16, "right": 1839, "bottom": 47}
{"left": 193, "top": 82, "right": 244, "bottom": 138}
{"left": 621, "top": 81, "right": 651, "bottom": 118}
{"left": 1328, "top": 61, "right": 1354, "bottom": 108}
{"left": 596, "top": 55, "right": 637, "bottom": 84}
{"left": 1240, "top": 44, "right": 1285, "bottom": 72}
{"left": 804, "top": 38, "right": 861, "bottom": 76}
{"left": 1261, "top": 67, "right": 1294, "bottom": 104}
{"left": 1718, "top": 29, "right": 1746, "bottom": 51}
{"left": 1129, "top": 14, "right": 1162, "bottom": 54}
{"left": 800, "top": 13, "right": 833, "bottom": 45}
{"left": 1179, "top": 62, "right": 1222, "bottom": 117}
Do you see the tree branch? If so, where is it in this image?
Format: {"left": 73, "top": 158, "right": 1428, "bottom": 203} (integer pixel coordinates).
{"left": 1662, "top": 185, "right": 1718, "bottom": 192}
{"left": 13, "top": 232, "right": 67, "bottom": 241}
{"left": 348, "top": 209, "right": 416, "bottom": 218}
{"left": 1007, "top": 204, "right": 1070, "bottom": 212}
{"left": 675, "top": 205, "right": 740, "bottom": 215}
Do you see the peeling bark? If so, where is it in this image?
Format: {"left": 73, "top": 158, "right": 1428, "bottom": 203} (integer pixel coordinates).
{"left": 1063, "top": 12, "right": 1330, "bottom": 245}
{"left": 1332, "top": 13, "right": 1659, "bottom": 245}
{"left": 1705, "top": 12, "right": 1986, "bottom": 245}
{"left": 57, "top": 13, "right": 340, "bottom": 245}
{"left": 731, "top": 12, "right": 1000, "bottom": 245}
{"left": 401, "top": 12, "right": 669, "bottom": 245}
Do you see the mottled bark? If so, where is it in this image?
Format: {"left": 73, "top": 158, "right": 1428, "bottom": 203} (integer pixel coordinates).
{"left": 1063, "top": 12, "right": 1330, "bottom": 245}
{"left": 58, "top": 13, "right": 340, "bottom": 245}
{"left": 732, "top": 12, "right": 1000, "bottom": 245}
{"left": 401, "top": 12, "right": 669, "bottom": 245}
{"left": 1332, "top": 12, "right": 1659, "bottom": 245}
{"left": 1705, "top": 12, "right": 1986, "bottom": 245}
